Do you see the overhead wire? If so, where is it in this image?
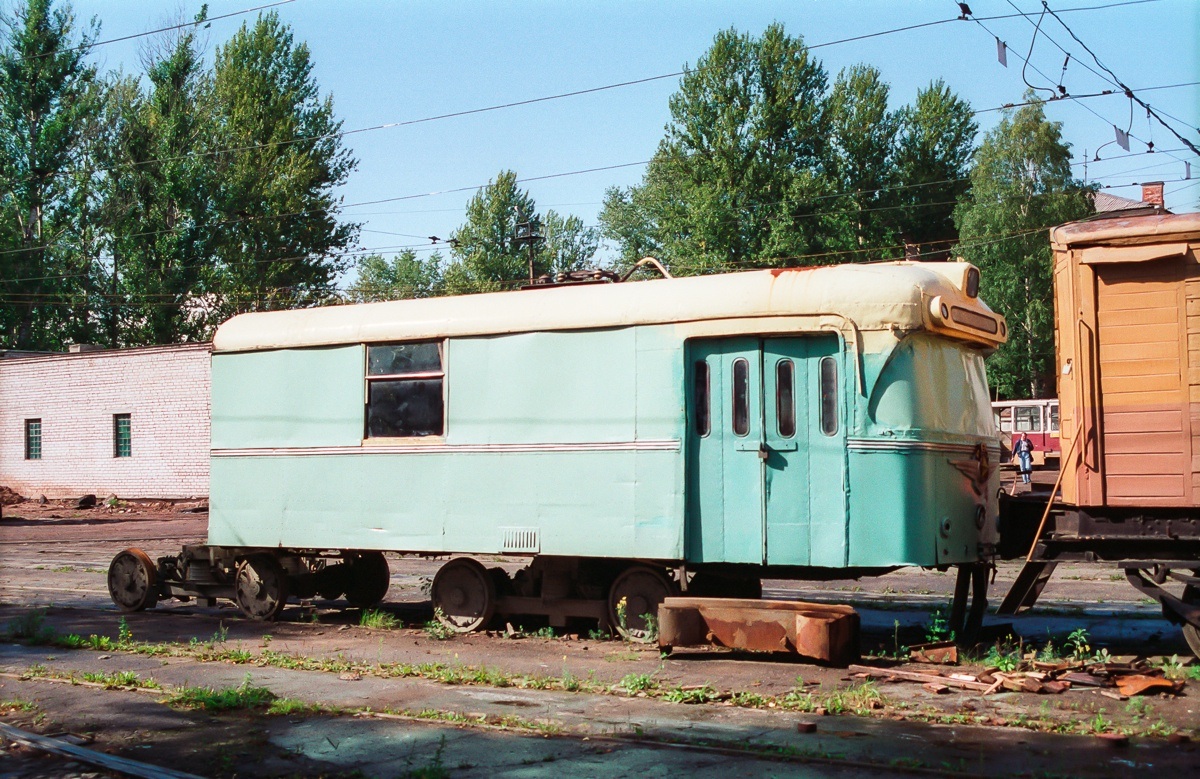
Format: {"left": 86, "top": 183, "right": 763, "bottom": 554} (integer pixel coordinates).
{"left": 0, "top": 0, "right": 1167, "bottom": 186}
{"left": 1039, "top": 1, "right": 1200, "bottom": 155}
{"left": 13, "top": 0, "right": 296, "bottom": 62}
{"left": 1, "top": 0, "right": 1186, "bottom": 283}
{"left": 0, "top": 220, "right": 1090, "bottom": 306}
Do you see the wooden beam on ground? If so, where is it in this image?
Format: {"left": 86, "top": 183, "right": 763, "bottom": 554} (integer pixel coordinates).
{"left": 0, "top": 722, "right": 204, "bottom": 779}
{"left": 847, "top": 665, "right": 992, "bottom": 691}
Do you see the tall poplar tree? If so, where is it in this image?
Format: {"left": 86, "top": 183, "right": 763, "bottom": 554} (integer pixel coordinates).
{"left": 441, "top": 170, "right": 599, "bottom": 294}
{"left": 892, "top": 80, "right": 977, "bottom": 257}
{"left": 209, "top": 11, "right": 358, "bottom": 318}
{"left": 0, "top": 0, "right": 101, "bottom": 349}
{"left": 100, "top": 20, "right": 218, "bottom": 345}
{"left": 954, "top": 99, "right": 1093, "bottom": 399}
{"left": 599, "top": 24, "right": 977, "bottom": 275}
{"left": 601, "top": 24, "right": 834, "bottom": 274}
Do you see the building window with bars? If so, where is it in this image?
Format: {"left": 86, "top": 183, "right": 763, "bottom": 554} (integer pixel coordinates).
{"left": 113, "top": 414, "right": 132, "bottom": 458}
{"left": 24, "top": 419, "right": 41, "bottom": 460}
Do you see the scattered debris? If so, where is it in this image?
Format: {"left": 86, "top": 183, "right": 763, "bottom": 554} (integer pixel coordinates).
{"left": 0, "top": 486, "right": 24, "bottom": 506}
{"left": 847, "top": 665, "right": 990, "bottom": 692}
{"left": 74, "top": 494, "right": 96, "bottom": 509}
{"left": 908, "top": 641, "right": 957, "bottom": 665}
{"left": 849, "top": 657, "right": 1186, "bottom": 697}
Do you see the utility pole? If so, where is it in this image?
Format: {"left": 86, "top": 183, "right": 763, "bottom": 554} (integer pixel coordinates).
{"left": 512, "top": 212, "right": 544, "bottom": 283}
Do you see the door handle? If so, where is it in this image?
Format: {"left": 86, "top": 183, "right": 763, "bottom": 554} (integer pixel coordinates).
{"left": 735, "top": 441, "right": 768, "bottom": 457}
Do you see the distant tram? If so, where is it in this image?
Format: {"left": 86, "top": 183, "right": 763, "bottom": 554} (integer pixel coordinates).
{"left": 992, "top": 398, "right": 1060, "bottom": 466}
{"left": 108, "top": 261, "right": 1008, "bottom": 639}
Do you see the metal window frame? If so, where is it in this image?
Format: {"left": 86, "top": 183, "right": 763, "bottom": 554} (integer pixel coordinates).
{"left": 693, "top": 360, "right": 711, "bottom": 438}
{"left": 731, "top": 357, "right": 750, "bottom": 437}
{"left": 113, "top": 413, "right": 132, "bottom": 458}
{"left": 24, "top": 418, "right": 41, "bottom": 460}
{"left": 819, "top": 356, "right": 839, "bottom": 437}
{"left": 775, "top": 358, "right": 796, "bottom": 438}
{"left": 364, "top": 340, "right": 447, "bottom": 439}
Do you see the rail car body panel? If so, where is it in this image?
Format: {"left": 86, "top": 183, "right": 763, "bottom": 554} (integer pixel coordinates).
{"left": 207, "top": 262, "right": 1006, "bottom": 572}
{"left": 1052, "top": 213, "right": 1200, "bottom": 507}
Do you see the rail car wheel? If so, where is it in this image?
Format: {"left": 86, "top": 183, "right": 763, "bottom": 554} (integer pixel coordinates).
{"left": 431, "top": 557, "right": 496, "bottom": 633}
{"left": 344, "top": 552, "right": 390, "bottom": 608}
{"left": 608, "top": 565, "right": 678, "bottom": 642}
{"left": 107, "top": 548, "right": 159, "bottom": 613}
{"left": 1183, "top": 584, "right": 1200, "bottom": 658}
{"left": 235, "top": 555, "right": 289, "bottom": 621}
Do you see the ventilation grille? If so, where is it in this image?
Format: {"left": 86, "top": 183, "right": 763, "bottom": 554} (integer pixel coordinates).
{"left": 501, "top": 527, "right": 540, "bottom": 554}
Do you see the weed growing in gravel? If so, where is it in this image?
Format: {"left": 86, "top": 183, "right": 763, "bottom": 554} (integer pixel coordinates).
{"left": 923, "top": 607, "right": 954, "bottom": 643}
{"left": 267, "top": 698, "right": 327, "bottom": 716}
{"left": 663, "top": 685, "right": 718, "bottom": 704}
{"left": 0, "top": 699, "right": 37, "bottom": 712}
{"left": 166, "top": 674, "right": 276, "bottom": 711}
{"left": 360, "top": 609, "right": 399, "bottom": 629}
{"left": 117, "top": 618, "right": 134, "bottom": 648}
{"left": 1066, "top": 627, "right": 1092, "bottom": 661}
{"left": 4, "top": 610, "right": 55, "bottom": 643}
{"left": 619, "top": 672, "right": 657, "bottom": 693}
{"left": 984, "top": 639, "right": 1022, "bottom": 673}
{"left": 78, "top": 670, "right": 155, "bottom": 689}
{"left": 423, "top": 609, "right": 456, "bottom": 640}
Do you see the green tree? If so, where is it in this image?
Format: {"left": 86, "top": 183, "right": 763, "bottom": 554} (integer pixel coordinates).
{"left": 601, "top": 24, "right": 834, "bottom": 274}
{"left": 444, "top": 170, "right": 538, "bottom": 293}
{"left": 99, "top": 17, "right": 218, "bottom": 345}
{"left": 892, "top": 80, "right": 977, "bottom": 256}
{"left": 0, "top": 0, "right": 101, "bottom": 350}
{"left": 540, "top": 210, "right": 600, "bottom": 276}
{"left": 209, "top": 11, "right": 358, "bottom": 318}
{"left": 443, "top": 170, "right": 599, "bottom": 293}
{"left": 954, "top": 99, "right": 1093, "bottom": 399}
{"left": 347, "top": 249, "right": 444, "bottom": 302}
{"left": 824, "top": 64, "right": 899, "bottom": 254}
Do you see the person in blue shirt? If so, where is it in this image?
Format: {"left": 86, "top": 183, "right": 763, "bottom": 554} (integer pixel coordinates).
{"left": 1013, "top": 432, "right": 1035, "bottom": 485}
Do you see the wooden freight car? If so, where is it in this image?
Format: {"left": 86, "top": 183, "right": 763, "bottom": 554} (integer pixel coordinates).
{"left": 1000, "top": 212, "right": 1200, "bottom": 655}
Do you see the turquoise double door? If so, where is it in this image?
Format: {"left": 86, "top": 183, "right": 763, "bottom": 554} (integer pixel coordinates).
{"left": 685, "top": 336, "right": 846, "bottom": 567}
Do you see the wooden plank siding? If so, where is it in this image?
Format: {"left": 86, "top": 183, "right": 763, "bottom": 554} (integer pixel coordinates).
{"left": 1051, "top": 215, "right": 1200, "bottom": 509}
{"left": 1093, "top": 259, "right": 1191, "bottom": 505}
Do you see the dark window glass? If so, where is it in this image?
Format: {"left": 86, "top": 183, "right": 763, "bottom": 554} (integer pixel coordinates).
{"left": 113, "top": 414, "right": 131, "bottom": 458}
{"left": 732, "top": 358, "right": 749, "bottom": 436}
{"left": 366, "top": 341, "right": 445, "bottom": 438}
{"left": 1049, "top": 404, "right": 1060, "bottom": 432}
{"left": 367, "top": 379, "right": 444, "bottom": 437}
{"left": 776, "top": 360, "right": 795, "bottom": 438}
{"left": 24, "top": 419, "right": 41, "bottom": 460}
{"left": 1014, "top": 406, "right": 1041, "bottom": 432}
{"left": 368, "top": 342, "right": 441, "bottom": 375}
{"left": 693, "top": 361, "right": 710, "bottom": 437}
{"left": 819, "top": 357, "right": 838, "bottom": 436}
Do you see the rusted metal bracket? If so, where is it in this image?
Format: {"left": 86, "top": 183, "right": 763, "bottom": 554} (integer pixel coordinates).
{"left": 1123, "top": 568, "right": 1200, "bottom": 628}
{"left": 657, "top": 597, "right": 860, "bottom": 666}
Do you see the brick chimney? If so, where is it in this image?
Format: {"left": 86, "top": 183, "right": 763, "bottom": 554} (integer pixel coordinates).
{"left": 1142, "top": 181, "right": 1165, "bottom": 209}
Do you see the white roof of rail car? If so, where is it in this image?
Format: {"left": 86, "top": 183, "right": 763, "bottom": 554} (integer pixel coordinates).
{"left": 213, "top": 261, "right": 998, "bottom": 353}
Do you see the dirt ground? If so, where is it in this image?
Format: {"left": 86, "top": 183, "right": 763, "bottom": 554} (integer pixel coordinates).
{"left": 1, "top": 489, "right": 1198, "bottom": 777}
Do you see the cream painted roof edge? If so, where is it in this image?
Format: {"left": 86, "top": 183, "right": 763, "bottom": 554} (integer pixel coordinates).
{"left": 213, "top": 261, "right": 1001, "bottom": 353}
{"left": 1050, "top": 212, "right": 1200, "bottom": 249}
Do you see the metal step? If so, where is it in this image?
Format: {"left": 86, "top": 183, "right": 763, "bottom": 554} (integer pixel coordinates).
{"left": 996, "top": 561, "right": 1059, "bottom": 615}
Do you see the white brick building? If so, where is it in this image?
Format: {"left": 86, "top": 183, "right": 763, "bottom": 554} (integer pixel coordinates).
{"left": 0, "top": 343, "right": 211, "bottom": 499}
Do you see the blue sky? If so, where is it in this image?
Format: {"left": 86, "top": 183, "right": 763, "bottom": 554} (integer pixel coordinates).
{"left": 66, "top": 0, "right": 1199, "bottom": 277}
